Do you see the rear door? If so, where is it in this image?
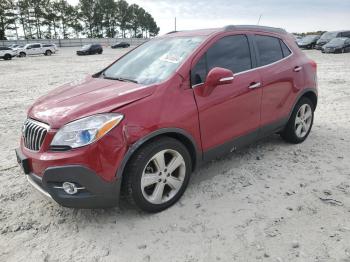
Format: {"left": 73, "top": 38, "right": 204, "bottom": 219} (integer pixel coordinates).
{"left": 33, "top": 44, "right": 42, "bottom": 54}
{"left": 253, "top": 34, "right": 300, "bottom": 130}
{"left": 192, "top": 34, "right": 262, "bottom": 154}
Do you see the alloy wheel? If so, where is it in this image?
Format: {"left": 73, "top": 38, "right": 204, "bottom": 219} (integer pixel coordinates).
{"left": 295, "top": 104, "right": 313, "bottom": 138}
{"left": 141, "top": 149, "right": 186, "bottom": 204}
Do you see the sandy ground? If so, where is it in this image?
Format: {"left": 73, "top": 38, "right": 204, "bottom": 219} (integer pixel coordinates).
{"left": 0, "top": 47, "right": 350, "bottom": 262}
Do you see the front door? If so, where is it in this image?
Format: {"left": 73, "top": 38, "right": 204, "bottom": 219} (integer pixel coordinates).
{"left": 191, "top": 34, "right": 262, "bottom": 156}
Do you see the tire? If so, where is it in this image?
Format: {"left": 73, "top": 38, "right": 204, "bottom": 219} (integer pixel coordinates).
{"left": 45, "top": 50, "right": 52, "bottom": 56}
{"left": 19, "top": 52, "right": 26, "bottom": 57}
{"left": 281, "top": 97, "right": 314, "bottom": 144}
{"left": 98, "top": 50, "right": 103, "bottom": 54}
{"left": 123, "top": 137, "right": 192, "bottom": 212}
{"left": 4, "top": 54, "right": 12, "bottom": 60}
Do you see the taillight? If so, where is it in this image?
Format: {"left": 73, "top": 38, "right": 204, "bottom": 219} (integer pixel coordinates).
{"left": 309, "top": 59, "right": 317, "bottom": 70}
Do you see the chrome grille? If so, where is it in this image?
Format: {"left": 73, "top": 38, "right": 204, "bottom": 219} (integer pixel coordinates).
{"left": 22, "top": 119, "right": 49, "bottom": 151}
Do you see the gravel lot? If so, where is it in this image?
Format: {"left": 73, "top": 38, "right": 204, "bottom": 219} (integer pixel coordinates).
{"left": 1, "top": 47, "right": 350, "bottom": 262}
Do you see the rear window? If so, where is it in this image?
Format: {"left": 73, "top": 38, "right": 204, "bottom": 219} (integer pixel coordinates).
{"left": 0, "top": 47, "right": 10, "bottom": 50}
{"left": 280, "top": 40, "right": 291, "bottom": 57}
{"left": 255, "top": 35, "right": 284, "bottom": 66}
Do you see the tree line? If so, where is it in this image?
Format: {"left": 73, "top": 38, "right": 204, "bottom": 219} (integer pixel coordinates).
{"left": 0, "top": 0, "right": 160, "bottom": 40}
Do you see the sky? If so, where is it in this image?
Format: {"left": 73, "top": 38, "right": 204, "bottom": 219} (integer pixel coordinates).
{"left": 68, "top": 0, "right": 350, "bottom": 35}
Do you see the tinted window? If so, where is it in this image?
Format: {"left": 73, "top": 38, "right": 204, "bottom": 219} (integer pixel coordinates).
{"left": 255, "top": 35, "right": 283, "bottom": 66}
{"left": 280, "top": 40, "right": 291, "bottom": 57}
{"left": 341, "top": 31, "right": 350, "bottom": 38}
{"left": 207, "top": 35, "right": 252, "bottom": 73}
{"left": 191, "top": 35, "right": 252, "bottom": 86}
{"left": 32, "top": 44, "right": 41, "bottom": 48}
{"left": 0, "top": 47, "right": 9, "bottom": 50}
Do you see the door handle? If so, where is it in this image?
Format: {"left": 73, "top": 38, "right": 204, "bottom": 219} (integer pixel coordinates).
{"left": 248, "top": 82, "right": 261, "bottom": 89}
{"left": 294, "top": 66, "right": 303, "bottom": 72}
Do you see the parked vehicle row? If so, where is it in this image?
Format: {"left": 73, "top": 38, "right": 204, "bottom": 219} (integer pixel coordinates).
{"left": 297, "top": 30, "right": 350, "bottom": 53}
{"left": 75, "top": 42, "right": 131, "bottom": 56}
{"left": 0, "top": 43, "right": 58, "bottom": 60}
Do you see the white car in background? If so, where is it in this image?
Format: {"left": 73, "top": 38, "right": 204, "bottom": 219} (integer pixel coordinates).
{"left": 17, "top": 43, "right": 56, "bottom": 57}
{"left": 0, "top": 46, "right": 17, "bottom": 60}
{"left": 8, "top": 44, "right": 22, "bottom": 51}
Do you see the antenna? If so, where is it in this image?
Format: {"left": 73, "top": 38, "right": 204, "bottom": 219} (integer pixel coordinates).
{"left": 175, "top": 17, "right": 177, "bottom": 31}
{"left": 257, "top": 14, "right": 263, "bottom": 25}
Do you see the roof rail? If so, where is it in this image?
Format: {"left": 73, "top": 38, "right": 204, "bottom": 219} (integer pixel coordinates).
{"left": 224, "top": 25, "right": 287, "bottom": 34}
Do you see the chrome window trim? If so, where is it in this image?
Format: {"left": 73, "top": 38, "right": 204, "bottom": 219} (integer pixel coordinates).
{"left": 191, "top": 38, "right": 293, "bottom": 88}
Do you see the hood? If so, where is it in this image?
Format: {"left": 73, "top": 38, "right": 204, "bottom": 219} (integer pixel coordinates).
{"left": 28, "top": 75, "right": 155, "bottom": 129}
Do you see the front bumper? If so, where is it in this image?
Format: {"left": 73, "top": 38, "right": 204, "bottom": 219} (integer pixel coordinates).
{"left": 322, "top": 48, "right": 341, "bottom": 54}
{"left": 315, "top": 45, "right": 324, "bottom": 50}
{"left": 16, "top": 148, "right": 121, "bottom": 208}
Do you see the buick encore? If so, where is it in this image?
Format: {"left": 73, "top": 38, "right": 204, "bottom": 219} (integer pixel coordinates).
{"left": 16, "top": 25, "right": 318, "bottom": 212}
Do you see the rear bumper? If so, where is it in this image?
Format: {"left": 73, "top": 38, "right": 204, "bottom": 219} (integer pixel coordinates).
{"left": 16, "top": 148, "right": 121, "bottom": 208}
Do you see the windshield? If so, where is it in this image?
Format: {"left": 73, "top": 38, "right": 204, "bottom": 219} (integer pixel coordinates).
{"left": 103, "top": 37, "right": 204, "bottom": 85}
{"left": 328, "top": 38, "right": 346, "bottom": 45}
{"left": 82, "top": 44, "right": 91, "bottom": 50}
{"left": 320, "top": 32, "right": 338, "bottom": 41}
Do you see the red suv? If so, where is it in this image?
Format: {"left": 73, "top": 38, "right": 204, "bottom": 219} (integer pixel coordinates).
{"left": 16, "top": 25, "right": 317, "bottom": 212}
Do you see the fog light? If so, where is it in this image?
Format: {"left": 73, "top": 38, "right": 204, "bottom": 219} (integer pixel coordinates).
{"left": 53, "top": 182, "right": 85, "bottom": 195}
{"left": 62, "top": 182, "right": 79, "bottom": 195}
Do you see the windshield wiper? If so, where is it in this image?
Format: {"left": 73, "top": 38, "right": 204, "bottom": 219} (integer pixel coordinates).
{"left": 101, "top": 72, "right": 138, "bottom": 83}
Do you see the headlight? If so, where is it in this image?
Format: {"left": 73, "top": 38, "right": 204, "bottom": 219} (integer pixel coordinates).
{"left": 51, "top": 113, "right": 123, "bottom": 149}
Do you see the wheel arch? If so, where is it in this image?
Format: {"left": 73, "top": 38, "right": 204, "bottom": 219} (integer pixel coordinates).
{"left": 116, "top": 128, "right": 202, "bottom": 179}
{"left": 291, "top": 88, "right": 318, "bottom": 115}
{"left": 302, "top": 90, "right": 318, "bottom": 110}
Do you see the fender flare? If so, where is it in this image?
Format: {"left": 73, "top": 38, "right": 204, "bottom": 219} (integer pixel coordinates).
{"left": 116, "top": 128, "right": 202, "bottom": 178}
{"left": 288, "top": 88, "right": 318, "bottom": 120}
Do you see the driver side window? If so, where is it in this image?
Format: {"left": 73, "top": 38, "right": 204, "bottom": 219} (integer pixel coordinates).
{"left": 191, "top": 34, "right": 252, "bottom": 87}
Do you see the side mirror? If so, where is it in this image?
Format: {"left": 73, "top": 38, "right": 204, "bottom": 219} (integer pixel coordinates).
{"left": 200, "top": 67, "right": 234, "bottom": 97}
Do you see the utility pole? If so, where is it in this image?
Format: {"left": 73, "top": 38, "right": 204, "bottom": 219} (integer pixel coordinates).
{"left": 175, "top": 17, "right": 177, "bottom": 32}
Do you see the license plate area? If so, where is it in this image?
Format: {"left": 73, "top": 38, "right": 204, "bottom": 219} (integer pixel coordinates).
{"left": 15, "top": 149, "right": 31, "bottom": 174}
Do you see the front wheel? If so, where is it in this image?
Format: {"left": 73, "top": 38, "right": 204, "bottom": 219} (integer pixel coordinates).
{"left": 19, "top": 52, "right": 26, "bottom": 57}
{"left": 123, "top": 137, "right": 192, "bottom": 212}
{"left": 45, "top": 50, "right": 52, "bottom": 56}
{"left": 281, "top": 97, "right": 314, "bottom": 144}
